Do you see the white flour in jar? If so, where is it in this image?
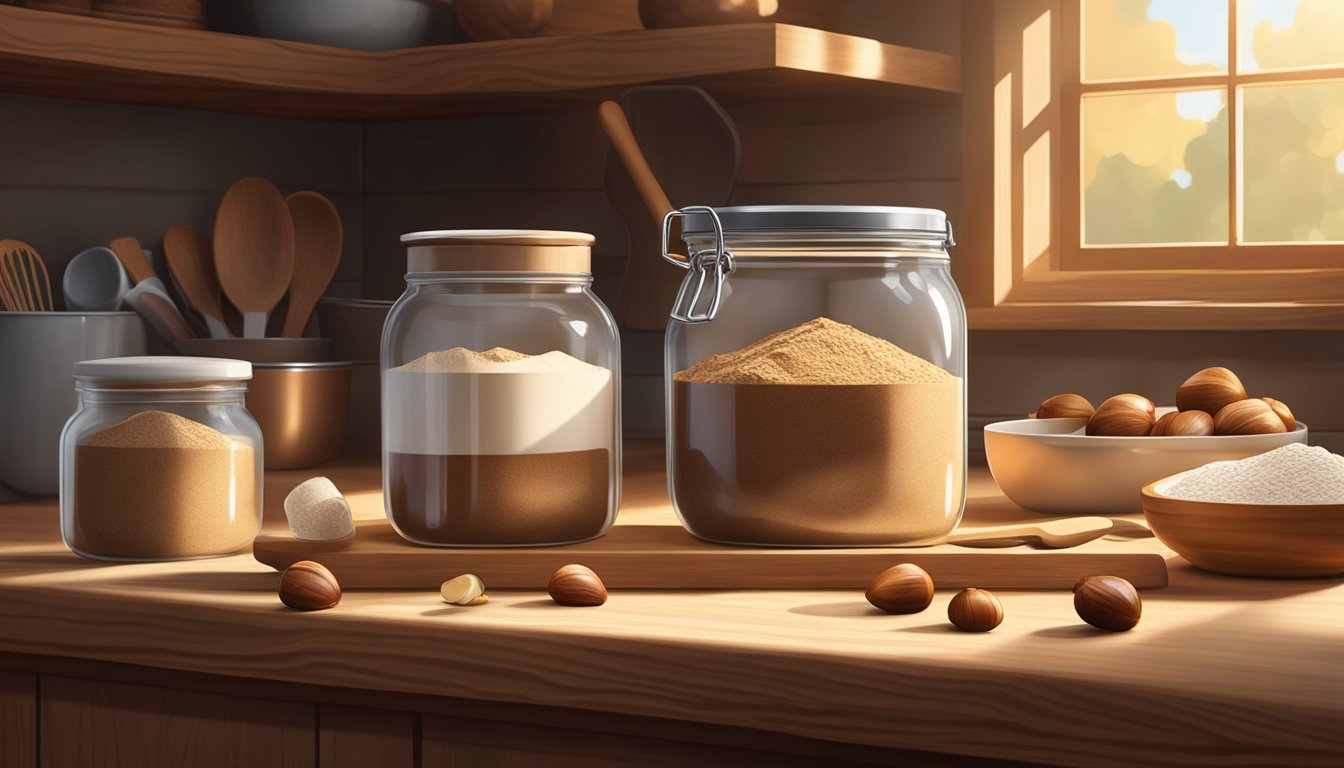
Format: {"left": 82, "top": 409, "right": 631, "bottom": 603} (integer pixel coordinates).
{"left": 1166, "top": 443, "right": 1344, "bottom": 505}
{"left": 382, "top": 347, "right": 614, "bottom": 545}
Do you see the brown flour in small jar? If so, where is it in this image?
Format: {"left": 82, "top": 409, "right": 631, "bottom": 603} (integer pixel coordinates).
{"left": 673, "top": 318, "right": 963, "bottom": 546}
{"left": 72, "top": 410, "right": 258, "bottom": 560}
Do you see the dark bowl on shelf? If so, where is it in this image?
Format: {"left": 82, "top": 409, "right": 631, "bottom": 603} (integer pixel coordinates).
{"left": 205, "top": 0, "right": 454, "bottom": 51}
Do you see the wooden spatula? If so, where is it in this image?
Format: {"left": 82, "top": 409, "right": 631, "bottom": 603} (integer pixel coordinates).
{"left": 214, "top": 177, "right": 296, "bottom": 339}
{"left": 109, "top": 235, "right": 196, "bottom": 342}
{"left": 164, "top": 225, "right": 232, "bottom": 339}
{"left": 282, "top": 191, "right": 343, "bottom": 338}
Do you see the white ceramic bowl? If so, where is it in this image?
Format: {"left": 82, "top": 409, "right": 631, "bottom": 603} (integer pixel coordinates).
{"left": 984, "top": 413, "right": 1308, "bottom": 515}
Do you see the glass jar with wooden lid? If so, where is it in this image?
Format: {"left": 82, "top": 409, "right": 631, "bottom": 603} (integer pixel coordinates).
{"left": 382, "top": 230, "right": 621, "bottom": 547}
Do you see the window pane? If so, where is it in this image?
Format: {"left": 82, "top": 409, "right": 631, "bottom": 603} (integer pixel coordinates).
{"left": 1083, "top": 90, "right": 1229, "bottom": 245}
{"left": 1083, "top": 0, "right": 1227, "bottom": 82}
{"left": 1241, "top": 81, "right": 1344, "bottom": 242}
{"left": 1240, "top": 0, "right": 1344, "bottom": 73}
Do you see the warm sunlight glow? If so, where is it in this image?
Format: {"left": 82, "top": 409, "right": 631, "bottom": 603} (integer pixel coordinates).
{"left": 1022, "top": 11, "right": 1052, "bottom": 127}
{"left": 1241, "top": 0, "right": 1344, "bottom": 72}
{"left": 1241, "top": 80, "right": 1344, "bottom": 242}
{"left": 1083, "top": 0, "right": 1226, "bottom": 82}
{"left": 994, "top": 74, "right": 1013, "bottom": 301}
{"left": 1024, "top": 131, "right": 1052, "bottom": 265}
{"left": 1083, "top": 89, "right": 1228, "bottom": 245}
{"left": 1080, "top": 0, "right": 1344, "bottom": 245}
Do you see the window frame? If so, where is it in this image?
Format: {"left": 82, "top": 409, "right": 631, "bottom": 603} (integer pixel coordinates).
{"left": 1062, "top": 0, "right": 1344, "bottom": 270}
{"left": 958, "top": 0, "right": 1344, "bottom": 330}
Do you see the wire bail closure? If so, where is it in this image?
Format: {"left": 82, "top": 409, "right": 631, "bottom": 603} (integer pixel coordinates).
{"left": 662, "top": 206, "right": 735, "bottom": 324}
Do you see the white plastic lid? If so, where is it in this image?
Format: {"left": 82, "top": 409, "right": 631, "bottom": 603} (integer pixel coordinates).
{"left": 400, "top": 229, "right": 595, "bottom": 246}
{"left": 73, "top": 356, "right": 252, "bottom": 382}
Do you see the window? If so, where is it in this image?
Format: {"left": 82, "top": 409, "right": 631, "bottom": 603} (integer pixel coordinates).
{"left": 958, "top": 0, "right": 1344, "bottom": 330}
{"left": 1068, "top": 0, "right": 1344, "bottom": 265}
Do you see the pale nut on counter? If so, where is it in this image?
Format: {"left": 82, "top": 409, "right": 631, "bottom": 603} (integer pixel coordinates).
{"left": 441, "top": 574, "right": 488, "bottom": 606}
{"left": 1213, "top": 399, "right": 1288, "bottom": 435}
{"left": 284, "top": 477, "right": 356, "bottom": 542}
{"left": 548, "top": 564, "right": 607, "bottom": 606}
{"left": 1073, "top": 575, "right": 1141, "bottom": 632}
{"left": 279, "top": 560, "right": 341, "bottom": 611}
{"left": 1086, "top": 394, "right": 1156, "bottom": 436}
{"left": 1175, "top": 367, "right": 1246, "bottom": 416}
{"left": 865, "top": 563, "right": 934, "bottom": 614}
{"left": 1035, "top": 393, "right": 1095, "bottom": 420}
{"left": 948, "top": 588, "right": 1003, "bottom": 632}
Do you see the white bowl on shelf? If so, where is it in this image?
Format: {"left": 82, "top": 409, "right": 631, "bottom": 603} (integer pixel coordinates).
{"left": 984, "top": 412, "right": 1308, "bottom": 515}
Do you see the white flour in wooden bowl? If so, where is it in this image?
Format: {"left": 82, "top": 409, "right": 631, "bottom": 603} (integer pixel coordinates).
{"left": 1166, "top": 443, "right": 1344, "bottom": 505}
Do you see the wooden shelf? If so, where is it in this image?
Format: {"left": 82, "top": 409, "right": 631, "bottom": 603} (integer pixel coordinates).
{"left": 0, "top": 5, "right": 959, "bottom": 120}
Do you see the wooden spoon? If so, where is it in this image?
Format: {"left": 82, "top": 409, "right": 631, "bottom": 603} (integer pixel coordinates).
{"left": 214, "top": 177, "right": 295, "bottom": 339}
{"left": 944, "top": 517, "right": 1115, "bottom": 549}
{"left": 598, "top": 100, "right": 675, "bottom": 235}
{"left": 282, "top": 191, "right": 343, "bottom": 338}
{"left": 599, "top": 87, "right": 740, "bottom": 330}
{"left": 164, "top": 225, "right": 232, "bottom": 339}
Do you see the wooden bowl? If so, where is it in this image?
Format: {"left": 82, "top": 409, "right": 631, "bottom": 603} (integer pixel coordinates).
{"left": 1142, "top": 473, "right": 1344, "bottom": 578}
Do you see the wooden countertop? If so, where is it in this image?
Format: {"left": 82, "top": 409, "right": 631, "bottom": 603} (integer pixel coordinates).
{"left": 1, "top": 445, "right": 1341, "bottom": 767}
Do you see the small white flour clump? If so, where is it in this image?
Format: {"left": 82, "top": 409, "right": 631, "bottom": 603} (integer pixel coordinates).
{"left": 1166, "top": 443, "right": 1344, "bottom": 505}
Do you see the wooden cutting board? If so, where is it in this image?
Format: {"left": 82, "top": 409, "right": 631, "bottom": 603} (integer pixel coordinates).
{"left": 254, "top": 446, "right": 1168, "bottom": 590}
{"left": 253, "top": 518, "right": 1168, "bottom": 590}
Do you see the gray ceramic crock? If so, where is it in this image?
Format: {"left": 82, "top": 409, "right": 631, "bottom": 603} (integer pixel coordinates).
{"left": 0, "top": 312, "right": 149, "bottom": 498}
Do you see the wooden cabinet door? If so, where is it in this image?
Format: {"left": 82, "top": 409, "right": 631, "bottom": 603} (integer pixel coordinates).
{"left": 0, "top": 671, "right": 36, "bottom": 768}
{"left": 41, "top": 677, "right": 313, "bottom": 768}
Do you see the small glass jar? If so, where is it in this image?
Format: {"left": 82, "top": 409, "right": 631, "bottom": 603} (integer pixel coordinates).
{"left": 59, "top": 357, "right": 262, "bottom": 561}
{"left": 382, "top": 230, "right": 621, "bottom": 547}
{"left": 664, "top": 206, "right": 966, "bottom": 546}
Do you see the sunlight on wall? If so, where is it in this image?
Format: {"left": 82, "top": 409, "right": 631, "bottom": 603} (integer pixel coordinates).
{"left": 994, "top": 74, "right": 1013, "bottom": 301}
{"left": 1024, "top": 131, "right": 1052, "bottom": 266}
{"left": 786, "top": 26, "right": 885, "bottom": 81}
{"left": 1022, "top": 11, "right": 1052, "bottom": 127}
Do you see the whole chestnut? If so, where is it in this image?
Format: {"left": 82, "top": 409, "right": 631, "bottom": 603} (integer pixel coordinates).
{"left": 1262, "top": 397, "right": 1296, "bottom": 431}
{"left": 1074, "top": 575, "right": 1141, "bottom": 632}
{"left": 1175, "top": 367, "right": 1246, "bottom": 415}
{"left": 1036, "top": 393, "right": 1095, "bottom": 420}
{"left": 1086, "top": 394, "right": 1155, "bottom": 436}
{"left": 865, "top": 563, "right": 935, "bottom": 614}
{"left": 1213, "top": 399, "right": 1288, "bottom": 435}
{"left": 1150, "top": 410, "right": 1213, "bottom": 437}
{"left": 947, "top": 588, "right": 1003, "bottom": 632}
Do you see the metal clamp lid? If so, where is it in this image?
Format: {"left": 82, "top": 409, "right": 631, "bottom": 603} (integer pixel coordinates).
{"left": 662, "top": 206, "right": 735, "bottom": 323}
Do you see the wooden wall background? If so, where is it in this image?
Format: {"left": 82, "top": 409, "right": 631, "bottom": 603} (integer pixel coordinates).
{"left": 0, "top": 0, "right": 1338, "bottom": 449}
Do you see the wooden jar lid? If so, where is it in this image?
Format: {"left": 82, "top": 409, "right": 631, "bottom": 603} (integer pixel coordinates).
{"left": 401, "top": 230, "right": 595, "bottom": 274}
